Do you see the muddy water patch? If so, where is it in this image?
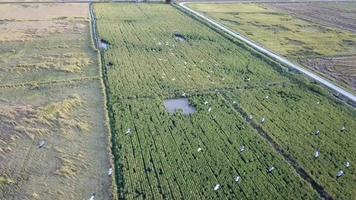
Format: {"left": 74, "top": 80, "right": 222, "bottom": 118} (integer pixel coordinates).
{"left": 174, "top": 33, "right": 187, "bottom": 42}
{"left": 164, "top": 98, "right": 196, "bottom": 115}
{"left": 100, "top": 39, "right": 109, "bottom": 50}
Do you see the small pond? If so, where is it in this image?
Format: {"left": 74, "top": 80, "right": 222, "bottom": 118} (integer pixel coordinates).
{"left": 164, "top": 98, "right": 196, "bottom": 115}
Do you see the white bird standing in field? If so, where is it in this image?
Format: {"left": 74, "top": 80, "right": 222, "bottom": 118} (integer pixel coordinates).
{"left": 315, "top": 129, "right": 320, "bottom": 135}
{"left": 345, "top": 161, "right": 350, "bottom": 168}
{"left": 235, "top": 176, "right": 241, "bottom": 182}
{"left": 38, "top": 140, "right": 46, "bottom": 148}
{"left": 336, "top": 170, "right": 344, "bottom": 178}
{"left": 214, "top": 184, "right": 220, "bottom": 191}
{"left": 108, "top": 168, "right": 113, "bottom": 176}
{"left": 265, "top": 95, "right": 269, "bottom": 100}
{"left": 261, "top": 117, "right": 265, "bottom": 123}
{"left": 314, "top": 150, "right": 320, "bottom": 158}
{"left": 208, "top": 107, "right": 212, "bottom": 112}
{"left": 341, "top": 126, "right": 346, "bottom": 132}
{"left": 197, "top": 148, "right": 202, "bottom": 152}
{"left": 126, "top": 128, "right": 131, "bottom": 134}
{"left": 204, "top": 101, "right": 208, "bottom": 105}
{"left": 240, "top": 145, "right": 245, "bottom": 152}
{"left": 267, "top": 166, "right": 275, "bottom": 173}
{"left": 249, "top": 115, "right": 253, "bottom": 120}
{"left": 89, "top": 193, "right": 95, "bottom": 200}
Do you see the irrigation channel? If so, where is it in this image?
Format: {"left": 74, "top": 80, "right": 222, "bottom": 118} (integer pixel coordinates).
{"left": 177, "top": 1, "right": 356, "bottom": 105}
{"left": 89, "top": 3, "right": 120, "bottom": 199}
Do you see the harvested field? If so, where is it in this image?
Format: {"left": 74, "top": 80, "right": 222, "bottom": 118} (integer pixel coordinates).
{"left": 268, "top": 2, "right": 356, "bottom": 33}
{"left": 0, "top": 3, "right": 112, "bottom": 200}
{"left": 188, "top": 3, "right": 356, "bottom": 92}
{"left": 95, "top": 3, "right": 356, "bottom": 200}
{"left": 0, "top": 3, "right": 98, "bottom": 85}
{"left": 300, "top": 55, "right": 356, "bottom": 90}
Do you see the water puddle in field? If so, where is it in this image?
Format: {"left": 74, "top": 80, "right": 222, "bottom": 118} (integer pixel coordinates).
{"left": 106, "top": 62, "right": 113, "bottom": 70}
{"left": 100, "top": 39, "right": 109, "bottom": 50}
{"left": 164, "top": 98, "right": 196, "bottom": 115}
{"left": 174, "top": 33, "right": 187, "bottom": 42}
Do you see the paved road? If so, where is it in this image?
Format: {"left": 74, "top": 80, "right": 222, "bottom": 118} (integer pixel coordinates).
{"left": 179, "top": 1, "right": 356, "bottom": 103}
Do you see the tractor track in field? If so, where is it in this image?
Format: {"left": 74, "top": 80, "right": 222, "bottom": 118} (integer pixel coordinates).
{"left": 220, "top": 92, "right": 334, "bottom": 200}
{"left": 177, "top": 2, "right": 356, "bottom": 106}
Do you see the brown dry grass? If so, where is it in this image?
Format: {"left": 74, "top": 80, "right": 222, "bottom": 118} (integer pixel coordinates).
{"left": 0, "top": 4, "right": 89, "bottom": 21}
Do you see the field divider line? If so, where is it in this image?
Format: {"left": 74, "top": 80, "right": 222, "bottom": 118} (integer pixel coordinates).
{"left": 176, "top": 2, "right": 356, "bottom": 105}
{"left": 0, "top": 76, "right": 100, "bottom": 89}
{"left": 89, "top": 3, "right": 120, "bottom": 200}
{"left": 219, "top": 91, "right": 334, "bottom": 200}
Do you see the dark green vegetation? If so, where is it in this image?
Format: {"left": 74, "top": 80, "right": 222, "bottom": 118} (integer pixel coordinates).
{"left": 95, "top": 3, "right": 356, "bottom": 200}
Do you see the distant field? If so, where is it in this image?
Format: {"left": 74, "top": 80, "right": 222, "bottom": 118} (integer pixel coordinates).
{"left": 95, "top": 3, "right": 356, "bottom": 200}
{"left": 0, "top": 4, "right": 112, "bottom": 200}
{"left": 269, "top": 2, "right": 356, "bottom": 33}
{"left": 188, "top": 3, "right": 356, "bottom": 92}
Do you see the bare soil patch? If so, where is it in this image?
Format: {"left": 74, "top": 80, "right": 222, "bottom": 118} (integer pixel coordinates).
{"left": 300, "top": 55, "right": 356, "bottom": 92}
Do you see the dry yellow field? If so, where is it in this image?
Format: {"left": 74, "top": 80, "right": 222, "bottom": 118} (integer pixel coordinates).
{"left": 0, "top": 3, "right": 113, "bottom": 200}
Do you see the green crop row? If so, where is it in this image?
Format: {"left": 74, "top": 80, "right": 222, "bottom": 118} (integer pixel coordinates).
{"left": 112, "top": 95, "right": 319, "bottom": 199}
{"left": 224, "top": 85, "right": 356, "bottom": 199}
{"left": 94, "top": 3, "right": 290, "bottom": 98}
{"left": 95, "top": 3, "right": 356, "bottom": 199}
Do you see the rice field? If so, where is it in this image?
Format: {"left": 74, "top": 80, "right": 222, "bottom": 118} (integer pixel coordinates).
{"left": 95, "top": 3, "right": 356, "bottom": 200}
